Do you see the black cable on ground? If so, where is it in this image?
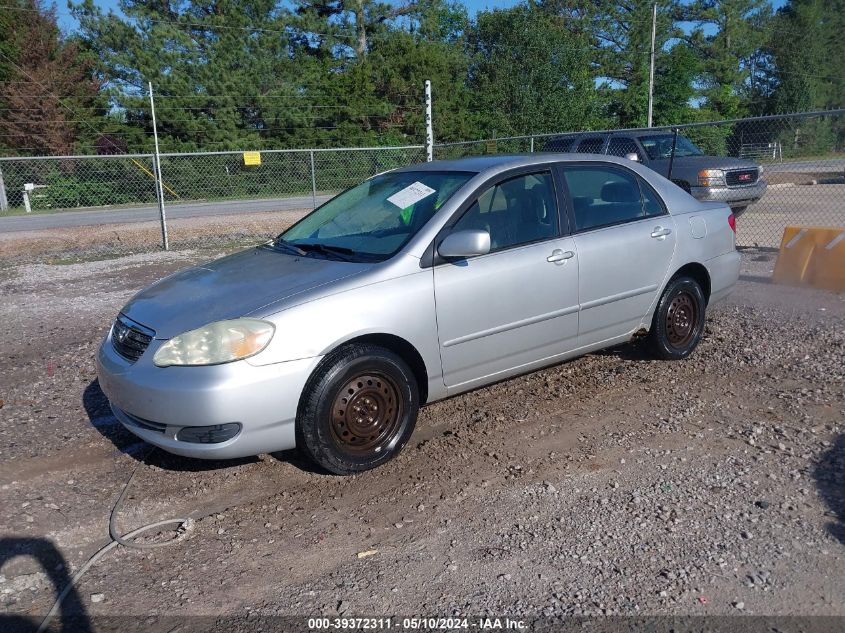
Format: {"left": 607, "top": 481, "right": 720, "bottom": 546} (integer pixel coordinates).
{"left": 36, "top": 447, "right": 193, "bottom": 633}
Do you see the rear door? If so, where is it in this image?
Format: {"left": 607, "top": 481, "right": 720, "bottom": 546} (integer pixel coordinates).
{"left": 433, "top": 170, "right": 579, "bottom": 390}
{"left": 559, "top": 163, "right": 676, "bottom": 347}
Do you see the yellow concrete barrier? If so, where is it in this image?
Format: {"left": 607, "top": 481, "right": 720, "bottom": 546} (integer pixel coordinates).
{"left": 772, "top": 226, "right": 845, "bottom": 292}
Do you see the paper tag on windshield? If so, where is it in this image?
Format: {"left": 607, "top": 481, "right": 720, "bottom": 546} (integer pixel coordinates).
{"left": 387, "top": 182, "right": 436, "bottom": 210}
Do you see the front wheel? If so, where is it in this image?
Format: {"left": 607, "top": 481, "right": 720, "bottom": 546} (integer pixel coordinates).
{"left": 297, "top": 344, "right": 419, "bottom": 475}
{"left": 731, "top": 205, "right": 748, "bottom": 218}
{"left": 647, "top": 276, "right": 706, "bottom": 360}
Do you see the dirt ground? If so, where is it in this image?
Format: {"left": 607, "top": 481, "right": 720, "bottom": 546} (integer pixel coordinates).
{"left": 0, "top": 246, "right": 843, "bottom": 631}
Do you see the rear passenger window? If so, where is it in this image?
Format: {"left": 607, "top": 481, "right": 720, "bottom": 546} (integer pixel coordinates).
{"left": 577, "top": 137, "right": 605, "bottom": 154}
{"left": 562, "top": 167, "right": 664, "bottom": 232}
{"left": 640, "top": 182, "right": 664, "bottom": 216}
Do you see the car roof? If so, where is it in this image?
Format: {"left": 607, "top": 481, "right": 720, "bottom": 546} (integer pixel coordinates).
{"left": 395, "top": 153, "right": 648, "bottom": 176}
{"left": 394, "top": 152, "right": 705, "bottom": 216}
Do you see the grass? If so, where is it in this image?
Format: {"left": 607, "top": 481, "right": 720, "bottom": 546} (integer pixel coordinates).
{"left": 44, "top": 252, "right": 133, "bottom": 266}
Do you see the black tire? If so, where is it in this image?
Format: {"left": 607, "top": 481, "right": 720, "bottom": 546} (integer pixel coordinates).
{"left": 672, "top": 180, "right": 692, "bottom": 194}
{"left": 731, "top": 206, "right": 748, "bottom": 218}
{"left": 647, "top": 276, "right": 706, "bottom": 360}
{"left": 296, "top": 344, "right": 419, "bottom": 475}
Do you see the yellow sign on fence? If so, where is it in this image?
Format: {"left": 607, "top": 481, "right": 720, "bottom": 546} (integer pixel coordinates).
{"left": 243, "top": 151, "right": 261, "bottom": 166}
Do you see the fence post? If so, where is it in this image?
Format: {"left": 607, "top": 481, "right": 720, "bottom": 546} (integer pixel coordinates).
{"left": 310, "top": 150, "right": 318, "bottom": 210}
{"left": 667, "top": 128, "right": 679, "bottom": 181}
{"left": 530, "top": 137, "right": 534, "bottom": 153}
{"left": 148, "top": 82, "right": 169, "bottom": 250}
{"left": 0, "top": 164, "right": 8, "bottom": 212}
{"left": 425, "top": 80, "right": 434, "bottom": 162}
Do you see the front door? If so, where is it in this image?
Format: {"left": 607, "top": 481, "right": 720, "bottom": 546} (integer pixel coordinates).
{"left": 433, "top": 171, "right": 580, "bottom": 389}
{"left": 560, "top": 164, "right": 677, "bottom": 346}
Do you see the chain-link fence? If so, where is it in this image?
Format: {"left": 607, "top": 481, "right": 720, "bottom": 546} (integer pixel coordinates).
{"left": 0, "top": 110, "right": 841, "bottom": 257}
{"left": 435, "top": 109, "right": 845, "bottom": 248}
{"left": 0, "top": 145, "right": 426, "bottom": 256}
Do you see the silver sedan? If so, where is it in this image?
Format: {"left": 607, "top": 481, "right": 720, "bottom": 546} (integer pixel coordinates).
{"left": 97, "top": 154, "right": 740, "bottom": 474}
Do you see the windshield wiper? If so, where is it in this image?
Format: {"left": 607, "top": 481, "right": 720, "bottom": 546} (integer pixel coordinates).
{"left": 270, "top": 239, "right": 306, "bottom": 256}
{"left": 291, "top": 242, "right": 358, "bottom": 261}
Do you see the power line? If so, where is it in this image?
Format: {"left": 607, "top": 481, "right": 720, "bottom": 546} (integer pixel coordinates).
{"left": 0, "top": 4, "right": 404, "bottom": 43}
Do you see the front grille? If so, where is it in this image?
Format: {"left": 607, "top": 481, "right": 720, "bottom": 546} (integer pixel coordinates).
{"left": 111, "top": 315, "right": 154, "bottom": 362}
{"left": 725, "top": 168, "right": 759, "bottom": 187}
{"left": 122, "top": 411, "right": 167, "bottom": 434}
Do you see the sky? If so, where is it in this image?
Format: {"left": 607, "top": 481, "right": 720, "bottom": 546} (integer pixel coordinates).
{"left": 56, "top": 0, "right": 788, "bottom": 35}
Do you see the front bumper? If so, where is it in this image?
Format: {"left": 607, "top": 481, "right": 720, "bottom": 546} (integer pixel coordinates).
{"left": 96, "top": 331, "right": 322, "bottom": 459}
{"left": 691, "top": 180, "right": 767, "bottom": 207}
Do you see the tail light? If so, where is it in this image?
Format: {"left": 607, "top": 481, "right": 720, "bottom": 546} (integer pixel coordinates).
{"left": 728, "top": 213, "right": 736, "bottom": 233}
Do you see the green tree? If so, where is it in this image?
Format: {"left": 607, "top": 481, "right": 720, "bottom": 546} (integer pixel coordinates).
{"left": 468, "top": 4, "right": 603, "bottom": 138}
{"left": 767, "top": 0, "right": 844, "bottom": 113}
{"left": 0, "top": 1, "right": 102, "bottom": 155}
{"left": 366, "top": 1, "right": 477, "bottom": 143}
{"left": 680, "top": 0, "right": 773, "bottom": 118}
{"left": 651, "top": 40, "right": 700, "bottom": 125}
{"left": 71, "top": 0, "right": 304, "bottom": 151}
{"left": 588, "top": 1, "right": 682, "bottom": 127}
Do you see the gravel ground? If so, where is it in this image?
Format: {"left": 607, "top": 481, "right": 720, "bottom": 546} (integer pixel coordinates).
{"left": 0, "top": 248, "right": 843, "bottom": 631}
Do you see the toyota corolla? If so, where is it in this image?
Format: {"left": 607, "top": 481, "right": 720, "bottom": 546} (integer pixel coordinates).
{"left": 97, "top": 154, "right": 740, "bottom": 474}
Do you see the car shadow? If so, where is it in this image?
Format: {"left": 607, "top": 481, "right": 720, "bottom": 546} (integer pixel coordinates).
{"left": 814, "top": 433, "right": 845, "bottom": 546}
{"left": 595, "top": 340, "right": 654, "bottom": 362}
{"left": 267, "top": 449, "right": 330, "bottom": 475}
{"left": 0, "top": 537, "right": 92, "bottom": 633}
{"left": 82, "top": 378, "right": 259, "bottom": 473}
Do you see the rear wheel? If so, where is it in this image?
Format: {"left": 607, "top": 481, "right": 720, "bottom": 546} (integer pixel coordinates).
{"left": 297, "top": 344, "right": 419, "bottom": 474}
{"left": 647, "top": 276, "right": 706, "bottom": 360}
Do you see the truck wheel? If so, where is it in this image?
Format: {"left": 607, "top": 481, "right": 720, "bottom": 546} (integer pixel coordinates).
{"left": 672, "top": 180, "right": 692, "bottom": 194}
{"left": 732, "top": 206, "right": 748, "bottom": 218}
{"left": 648, "top": 276, "right": 706, "bottom": 360}
{"left": 297, "top": 344, "right": 419, "bottom": 475}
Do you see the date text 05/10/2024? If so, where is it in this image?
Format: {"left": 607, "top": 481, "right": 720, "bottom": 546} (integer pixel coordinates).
{"left": 307, "top": 617, "right": 528, "bottom": 630}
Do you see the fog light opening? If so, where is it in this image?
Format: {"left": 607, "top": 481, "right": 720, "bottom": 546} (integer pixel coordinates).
{"left": 176, "top": 423, "right": 241, "bottom": 444}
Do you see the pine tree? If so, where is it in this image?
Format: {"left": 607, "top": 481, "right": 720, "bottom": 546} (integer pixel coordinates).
{"left": 0, "top": 1, "right": 101, "bottom": 155}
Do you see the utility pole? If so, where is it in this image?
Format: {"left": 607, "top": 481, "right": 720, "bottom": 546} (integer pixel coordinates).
{"left": 149, "top": 82, "right": 169, "bottom": 250}
{"left": 425, "top": 80, "right": 434, "bottom": 162}
{"left": 647, "top": 3, "right": 657, "bottom": 128}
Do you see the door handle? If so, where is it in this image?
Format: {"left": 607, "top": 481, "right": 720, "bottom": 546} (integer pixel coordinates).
{"left": 651, "top": 226, "right": 672, "bottom": 239}
{"left": 547, "top": 249, "right": 575, "bottom": 264}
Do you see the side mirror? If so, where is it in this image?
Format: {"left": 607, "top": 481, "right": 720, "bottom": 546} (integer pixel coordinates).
{"left": 624, "top": 152, "right": 641, "bottom": 162}
{"left": 438, "top": 229, "right": 491, "bottom": 259}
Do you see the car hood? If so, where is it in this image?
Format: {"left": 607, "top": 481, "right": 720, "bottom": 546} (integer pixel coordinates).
{"left": 121, "top": 246, "right": 372, "bottom": 338}
{"left": 650, "top": 155, "right": 760, "bottom": 172}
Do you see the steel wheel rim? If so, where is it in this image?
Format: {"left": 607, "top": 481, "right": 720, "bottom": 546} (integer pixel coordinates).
{"left": 666, "top": 291, "right": 697, "bottom": 348}
{"left": 330, "top": 373, "right": 404, "bottom": 456}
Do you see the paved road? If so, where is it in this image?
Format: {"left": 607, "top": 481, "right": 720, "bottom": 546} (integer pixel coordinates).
{"left": 0, "top": 194, "right": 332, "bottom": 233}
{"left": 763, "top": 158, "right": 845, "bottom": 174}
{"left": 737, "top": 183, "right": 844, "bottom": 248}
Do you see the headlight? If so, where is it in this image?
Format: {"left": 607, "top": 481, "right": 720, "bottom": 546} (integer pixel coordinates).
{"left": 698, "top": 169, "right": 726, "bottom": 187}
{"left": 153, "top": 318, "right": 275, "bottom": 367}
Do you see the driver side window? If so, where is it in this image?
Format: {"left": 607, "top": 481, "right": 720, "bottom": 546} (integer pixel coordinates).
{"left": 452, "top": 172, "right": 559, "bottom": 252}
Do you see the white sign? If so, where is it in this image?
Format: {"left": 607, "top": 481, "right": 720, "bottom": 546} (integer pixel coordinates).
{"left": 387, "top": 181, "right": 436, "bottom": 209}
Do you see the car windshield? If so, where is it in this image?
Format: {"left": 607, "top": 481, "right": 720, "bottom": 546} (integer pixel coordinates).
{"left": 275, "top": 170, "right": 474, "bottom": 262}
{"left": 637, "top": 134, "right": 704, "bottom": 160}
